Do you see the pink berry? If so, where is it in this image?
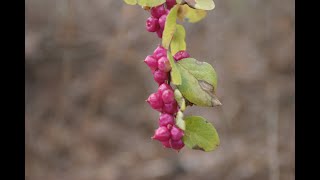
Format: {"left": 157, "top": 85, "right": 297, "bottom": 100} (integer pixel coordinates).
{"left": 170, "top": 139, "right": 185, "bottom": 150}
{"left": 152, "top": 126, "right": 171, "bottom": 141}
{"left": 173, "top": 50, "right": 190, "bottom": 61}
{"left": 147, "top": 92, "right": 163, "bottom": 111}
{"left": 146, "top": 17, "right": 160, "bottom": 32}
{"left": 144, "top": 55, "right": 158, "bottom": 70}
{"left": 170, "top": 125, "right": 184, "bottom": 141}
{"left": 158, "top": 56, "right": 171, "bottom": 72}
{"left": 161, "top": 140, "right": 171, "bottom": 148}
{"left": 166, "top": 0, "right": 177, "bottom": 10}
{"left": 156, "top": 28, "right": 164, "bottom": 38}
{"left": 159, "top": 113, "right": 175, "bottom": 127}
{"left": 158, "top": 14, "right": 167, "bottom": 29}
{"left": 153, "top": 45, "right": 167, "bottom": 60}
{"left": 162, "top": 101, "right": 178, "bottom": 114}
{"left": 157, "top": 83, "right": 173, "bottom": 95}
{"left": 150, "top": 5, "right": 167, "bottom": 18}
{"left": 153, "top": 69, "right": 168, "bottom": 84}
{"left": 162, "top": 89, "right": 175, "bottom": 104}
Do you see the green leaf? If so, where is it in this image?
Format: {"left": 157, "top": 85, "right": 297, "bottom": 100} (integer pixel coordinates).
{"left": 167, "top": 50, "right": 182, "bottom": 85}
{"left": 124, "top": 0, "right": 137, "bottom": 5}
{"left": 175, "top": 58, "right": 221, "bottom": 107}
{"left": 174, "top": 89, "right": 186, "bottom": 111}
{"left": 175, "top": 111, "right": 186, "bottom": 130}
{"left": 185, "top": 0, "right": 215, "bottom": 11}
{"left": 183, "top": 116, "right": 220, "bottom": 152}
{"left": 138, "top": 0, "right": 166, "bottom": 7}
{"left": 170, "top": 24, "right": 186, "bottom": 55}
{"left": 162, "top": 5, "right": 179, "bottom": 49}
{"left": 177, "top": 4, "right": 207, "bottom": 23}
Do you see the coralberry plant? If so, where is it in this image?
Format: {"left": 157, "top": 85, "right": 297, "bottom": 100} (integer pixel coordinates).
{"left": 124, "top": 0, "right": 221, "bottom": 152}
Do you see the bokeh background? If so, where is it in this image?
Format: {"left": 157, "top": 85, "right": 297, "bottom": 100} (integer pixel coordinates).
{"left": 25, "top": 0, "right": 295, "bottom": 180}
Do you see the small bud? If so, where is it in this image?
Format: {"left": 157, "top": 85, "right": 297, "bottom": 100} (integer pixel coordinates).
{"left": 161, "top": 140, "right": 171, "bottom": 148}
{"left": 158, "top": 56, "right": 171, "bottom": 72}
{"left": 159, "top": 113, "right": 175, "bottom": 127}
{"left": 170, "top": 125, "right": 184, "bottom": 141}
{"left": 162, "top": 89, "right": 175, "bottom": 104}
{"left": 150, "top": 5, "right": 167, "bottom": 18}
{"left": 144, "top": 55, "right": 158, "bottom": 70}
{"left": 153, "top": 70, "right": 168, "bottom": 85}
{"left": 158, "top": 14, "right": 167, "bottom": 29}
{"left": 146, "top": 17, "right": 160, "bottom": 32}
{"left": 158, "top": 83, "right": 173, "bottom": 95}
{"left": 147, "top": 92, "right": 163, "bottom": 111}
{"left": 152, "top": 126, "right": 171, "bottom": 141}
{"left": 153, "top": 45, "right": 167, "bottom": 60}
{"left": 170, "top": 139, "right": 185, "bottom": 150}
{"left": 166, "top": 0, "right": 177, "bottom": 10}
{"left": 173, "top": 50, "right": 190, "bottom": 61}
{"left": 162, "top": 101, "right": 178, "bottom": 114}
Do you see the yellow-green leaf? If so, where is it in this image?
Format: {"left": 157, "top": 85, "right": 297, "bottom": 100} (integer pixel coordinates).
{"left": 176, "top": 58, "right": 221, "bottom": 107}
{"left": 175, "top": 111, "right": 186, "bottom": 130}
{"left": 185, "top": 0, "right": 215, "bottom": 11}
{"left": 162, "top": 5, "right": 179, "bottom": 49}
{"left": 183, "top": 116, "right": 220, "bottom": 152}
{"left": 177, "top": 4, "right": 207, "bottom": 23}
{"left": 138, "top": 0, "right": 166, "bottom": 7}
{"left": 170, "top": 24, "right": 186, "bottom": 55}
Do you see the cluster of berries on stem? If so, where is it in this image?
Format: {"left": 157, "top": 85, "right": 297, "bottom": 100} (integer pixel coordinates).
{"left": 144, "top": 1, "right": 192, "bottom": 152}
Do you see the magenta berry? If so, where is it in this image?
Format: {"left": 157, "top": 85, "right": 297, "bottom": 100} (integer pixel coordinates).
{"left": 173, "top": 50, "right": 190, "bottom": 61}
{"left": 162, "top": 89, "right": 175, "bottom": 104}
{"left": 153, "top": 69, "right": 168, "bottom": 84}
{"left": 156, "top": 28, "right": 164, "bottom": 38}
{"left": 159, "top": 113, "right": 175, "bottom": 127}
{"left": 146, "top": 17, "right": 160, "bottom": 32}
{"left": 158, "top": 83, "right": 172, "bottom": 95}
{"left": 166, "top": 0, "right": 177, "bottom": 10}
{"left": 147, "top": 92, "right": 163, "bottom": 111}
{"left": 152, "top": 126, "right": 171, "bottom": 141}
{"left": 162, "top": 101, "right": 178, "bottom": 114}
{"left": 170, "top": 139, "right": 185, "bottom": 150}
{"left": 150, "top": 5, "right": 167, "bottom": 18}
{"left": 161, "top": 140, "right": 171, "bottom": 148}
{"left": 170, "top": 125, "right": 184, "bottom": 141}
{"left": 153, "top": 45, "right": 167, "bottom": 59}
{"left": 158, "top": 56, "right": 171, "bottom": 72}
{"left": 144, "top": 55, "right": 158, "bottom": 70}
{"left": 158, "top": 14, "right": 167, "bottom": 29}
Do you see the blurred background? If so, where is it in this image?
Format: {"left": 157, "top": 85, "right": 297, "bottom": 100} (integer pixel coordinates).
{"left": 25, "top": 0, "right": 295, "bottom": 180}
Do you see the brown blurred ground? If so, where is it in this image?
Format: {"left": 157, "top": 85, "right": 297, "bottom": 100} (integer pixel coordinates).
{"left": 25, "top": 0, "right": 295, "bottom": 180}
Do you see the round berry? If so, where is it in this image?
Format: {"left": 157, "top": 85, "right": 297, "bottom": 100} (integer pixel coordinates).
{"left": 162, "top": 89, "right": 175, "bottom": 104}
{"left": 162, "top": 101, "right": 178, "bottom": 114}
{"left": 170, "top": 139, "right": 185, "bottom": 150}
{"left": 161, "top": 140, "right": 171, "bottom": 148}
{"left": 158, "top": 83, "right": 173, "bottom": 95}
{"left": 153, "top": 45, "right": 167, "bottom": 60}
{"left": 153, "top": 69, "right": 168, "bottom": 84}
{"left": 147, "top": 92, "right": 163, "bottom": 111}
{"left": 159, "top": 113, "right": 175, "bottom": 127}
{"left": 156, "top": 28, "right": 164, "bottom": 38}
{"left": 158, "top": 14, "right": 167, "bottom": 29}
{"left": 173, "top": 50, "right": 190, "bottom": 61}
{"left": 166, "top": 0, "right": 177, "bottom": 10}
{"left": 152, "top": 126, "right": 171, "bottom": 141}
{"left": 146, "top": 17, "right": 160, "bottom": 32}
{"left": 150, "top": 5, "right": 167, "bottom": 18}
{"left": 170, "top": 125, "right": 184, "bottom": 141}
{"left": 158, "top": 56, "right": 171, "bottom": 72}
{"left": 144, "top": 55, "right": 158, "bottom": 70}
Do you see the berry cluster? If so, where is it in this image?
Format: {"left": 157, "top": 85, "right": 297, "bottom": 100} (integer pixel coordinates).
{"left": 144, "top": 1, "right": 192, "bottom": 152}
{"left": 146, "top": 0, "right": 177, "bottom": 38}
